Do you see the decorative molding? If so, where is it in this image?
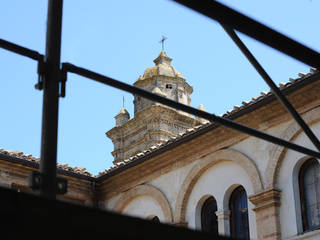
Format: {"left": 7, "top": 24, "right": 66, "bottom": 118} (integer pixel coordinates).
{"left": 173, "top": 149, "right": 263, "bottom": 223}
{"left": 266, "top": 106, "right": 320, "bottom": 189}
{"left": 249, "top": 188, "right": 281, "bottom": 212}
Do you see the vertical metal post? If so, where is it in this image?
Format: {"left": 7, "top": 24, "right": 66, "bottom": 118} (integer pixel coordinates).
{"left": 40, "top": 0, "right": 63, "bottom": 199}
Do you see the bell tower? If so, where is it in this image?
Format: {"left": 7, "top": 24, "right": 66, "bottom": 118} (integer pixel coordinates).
{"left": 133, "top": 51, "right": 192, "bottom": 116}
{"left": 106, "top": 51, "right": 203, "bottom": 164}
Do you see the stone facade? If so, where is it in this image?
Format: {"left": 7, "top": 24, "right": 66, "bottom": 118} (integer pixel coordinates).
{"left": 1, "top": 53, "right": 320, "bottom": 240}
{"left": 0, "top": 150, "right": 95, "bottom": 206}
{"left": 99, "top": 67, "right": 320, "bottom": 240}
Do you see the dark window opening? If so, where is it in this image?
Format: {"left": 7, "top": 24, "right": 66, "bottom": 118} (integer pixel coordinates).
{"left": 201, "top": 196, "right": 218, "bottom": 235}
{"left": 150, "top": 216, "right": 160, "bottom": 223}
{"left": 299, "top": 158, "right": 320, "bottom": 232}
{"left": 165, "top": 84, "right": 172, "bottom": 89}
{"left": 229, "top": 186, "right": 250, "bottom": 240}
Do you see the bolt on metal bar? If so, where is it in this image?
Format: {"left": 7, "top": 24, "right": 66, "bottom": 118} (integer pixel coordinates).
{"left": 172, "top": 0, "right": 320, "bottom": 69}
{"left": 39, "top": 0, "right": 63, "bottom": 199}
{"left": 221, "top": 25, "right": 320, "bottom": 152}
{"left": 63, "top": 62, "right": 320, "bottom": 159}
{"left": 0, "top": 38, "right": 40, "bottom": 61}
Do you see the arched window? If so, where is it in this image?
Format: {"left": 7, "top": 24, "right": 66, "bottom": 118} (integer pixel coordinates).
{"left": 201, "top": 196, "right": 218, "bottom": 235}
{"left": 151, "top": 216, "right": 160, "bottom": 223}
{"left": 229, "top": 186, "right": 250, "bottom": 239}
{"left": 299, "top": 158, "right": 320, "bottom": 231}
{"left": 148, "top": 215, "right": 160, "bottom": 223}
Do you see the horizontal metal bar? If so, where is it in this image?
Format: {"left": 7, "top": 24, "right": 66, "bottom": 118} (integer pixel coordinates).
{"left": 222, "top": 25, "right": 320, "bottom": 152}
{"left": 63, "top": 62, "right": 320, "bottom": 159}
{"left": 0, "top": 38, "right": 40, "bottom": 61}
{"left": 172, "top": 0, "right": 320, "bottom": 68}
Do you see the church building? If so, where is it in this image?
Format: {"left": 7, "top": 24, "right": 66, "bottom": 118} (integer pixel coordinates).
{"left": 1, "top": 51, "right": 320, "bottom": 240}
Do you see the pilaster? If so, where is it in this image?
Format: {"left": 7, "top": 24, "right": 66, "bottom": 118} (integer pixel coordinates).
{"left": 249, "top": 189, "right": 281, "bottom": 240}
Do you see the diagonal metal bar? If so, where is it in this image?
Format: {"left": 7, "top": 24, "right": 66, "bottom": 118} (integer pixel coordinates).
{"left": 63, "top": 62, "right": 320, "bottom": 159}
{"left": 221, "top": 25, "right": 320, "bottom": 152}
{"left": 172, "top": 0, "right": 320, "bottom": 68}
{"left": 0, "top": 38, "right": 40, "bottom": 61}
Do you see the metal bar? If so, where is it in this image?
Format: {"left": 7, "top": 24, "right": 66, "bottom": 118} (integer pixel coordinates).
{"left": 0, "top": 38, "right": 40, "bottom": 60}
{"left": 39, "top": 0, "right": 63, "bottom": 199}
{"left": 221, "top": 25, "right": 320, "bottom": 152}
{"left": 172, "top": 0, "right": 320, "bottom": 68}
{"left": 63, "top": 63, "right": 320, "bottom": 159}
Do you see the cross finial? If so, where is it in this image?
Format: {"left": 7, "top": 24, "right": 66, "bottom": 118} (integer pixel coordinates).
{"left": 122, "top": 96, "right": 125, "bottom": 108}
{"left": 159, "top": 36, "right": 167, "bottom": 51}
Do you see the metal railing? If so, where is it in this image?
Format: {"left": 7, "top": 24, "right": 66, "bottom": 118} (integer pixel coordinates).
{"left": 1, "top": 0, "right": 320, "bottom": 199}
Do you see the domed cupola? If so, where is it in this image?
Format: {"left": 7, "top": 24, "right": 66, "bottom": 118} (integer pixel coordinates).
{"left": 133, "top": 51, "right": 193, "bottom": 116}
{"left": 106, "top": 50, "right": 201, "bottom": 164}
{"left": 139, "top": 51, "right": 183, "bottom": 79}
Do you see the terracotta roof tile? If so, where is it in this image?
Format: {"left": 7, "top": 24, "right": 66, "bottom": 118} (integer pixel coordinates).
{"left": 0, "top": 149, "right": 93, "bottom": 177}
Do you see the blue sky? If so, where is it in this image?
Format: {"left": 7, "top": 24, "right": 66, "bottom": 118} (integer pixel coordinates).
{"left": 1, "top": 0, "right": 319, "bottom": 175}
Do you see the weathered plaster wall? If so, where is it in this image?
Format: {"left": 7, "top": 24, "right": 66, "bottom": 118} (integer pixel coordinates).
{"left": 105, "top": 193, "right": 123, "bottom": 210}
{"left": 277, "top": 122, "right": 320, "bottom": 239}
{"left": 184, "top": 161, "right": 257, "bottom": 238}
{"left": 150, "top": 162, "right": 196, "bottom": 214}
{"left": 121, "top": 196, "right": 166, "bottom": 221}
{"left": 232, "top": 120, "right": 291, "bottom": 188}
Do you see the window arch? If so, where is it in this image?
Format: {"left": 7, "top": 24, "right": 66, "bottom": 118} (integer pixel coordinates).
{"left": 299, "top": 158, "right": 320, "bottom": 231}
{"left": 149, "top": 215, "right": 160, "bottom": 223}
{"left": 229, "top": 186, "right": 250, "bottom": 239}
{"left": 201, "top": 196, "right": 218, "bottom": 235}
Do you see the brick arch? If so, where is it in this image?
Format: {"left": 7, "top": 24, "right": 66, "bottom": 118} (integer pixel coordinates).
{"left": 173, "top": 148, "right": 262, "bottom": 224}
{"left": 113, "top": 184, "right": 173, "bottom": 222}
{"left": 265, "top": 107, "right": 320, "bottom": 189}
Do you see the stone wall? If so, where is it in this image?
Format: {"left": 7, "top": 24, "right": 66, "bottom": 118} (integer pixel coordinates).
{"left": 102, "top": 76, "right": 320, "bottom": 239}
{"left": 0, "top": 156, "right": 95, "bottom": 206}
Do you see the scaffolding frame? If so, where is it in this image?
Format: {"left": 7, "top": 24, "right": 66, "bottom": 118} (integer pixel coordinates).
{"left": 1, "top": 0, "right": 320, "bottom": 200}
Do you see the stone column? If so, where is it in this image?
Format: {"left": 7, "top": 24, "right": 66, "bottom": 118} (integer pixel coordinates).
{"left": 215, "top": 210, "right": 230, "bottom": 236}
{"left": 249, "top": 189, "right": 281, "bottom": 240}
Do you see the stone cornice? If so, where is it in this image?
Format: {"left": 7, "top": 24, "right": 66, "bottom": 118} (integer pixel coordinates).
{"left": 134, "top": 75, "right": 193, "bottom": 94}
{"left": 249, "top": 189, "right": 281, "bottom": 211}
{"left": 106, "top": 105, "right": 197, "bottom": 138}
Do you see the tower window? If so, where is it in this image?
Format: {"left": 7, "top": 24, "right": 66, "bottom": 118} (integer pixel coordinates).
{"left": 299, "top": 158, "right": 320, "bottom": 231}
{"left": 165, "top": 84, "right": 172, "bottom": 89}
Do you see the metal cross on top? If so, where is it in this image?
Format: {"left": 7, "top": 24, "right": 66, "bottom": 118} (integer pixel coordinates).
{"left": 159, "top": 35, "right": 167, "bottom": 51}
